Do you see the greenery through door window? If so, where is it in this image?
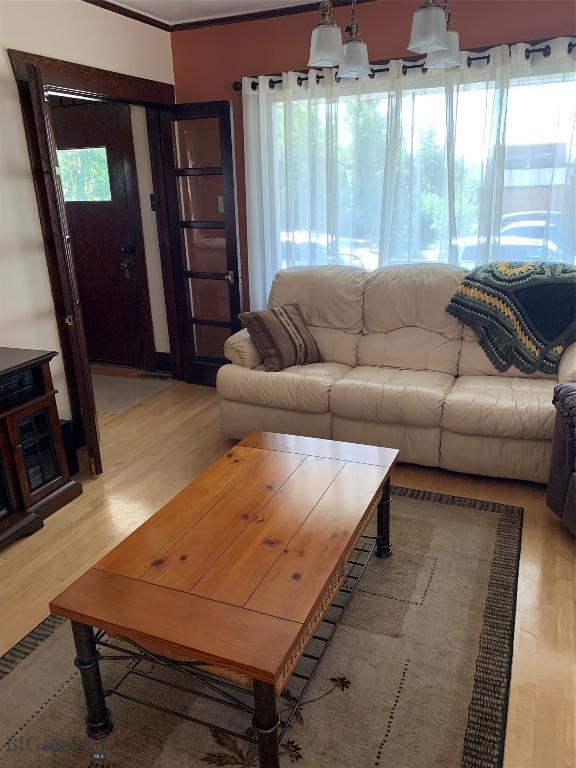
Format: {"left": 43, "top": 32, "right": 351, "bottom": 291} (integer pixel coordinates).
{"left": 57, "top": 146, "right": 112, "bottom": 202}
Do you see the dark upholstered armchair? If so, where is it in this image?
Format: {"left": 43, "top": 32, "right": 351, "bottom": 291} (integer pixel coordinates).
{"left": 547, "top": 383, "right": 576, "bottom": 535}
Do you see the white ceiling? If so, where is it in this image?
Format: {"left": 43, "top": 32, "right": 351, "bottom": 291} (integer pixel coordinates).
{"left": 110, "top": 0, "right": 319, "bottom": 25}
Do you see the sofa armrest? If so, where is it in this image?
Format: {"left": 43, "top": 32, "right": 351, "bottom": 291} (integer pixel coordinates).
{"left": 224, "top": 329, "right": 262, "bottom": 369}
{"left": 559, "top": 342, "right": 576, "bottom": 383}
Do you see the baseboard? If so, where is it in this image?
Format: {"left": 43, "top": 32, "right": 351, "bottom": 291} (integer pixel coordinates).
{"left": 154, "top": 352, "right": 172, "bottom": 372}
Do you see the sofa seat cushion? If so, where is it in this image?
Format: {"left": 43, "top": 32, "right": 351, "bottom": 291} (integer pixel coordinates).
{"left": 330, "top": 366, "right": 455, "bottom": 428}
{"left": 217, "top": 362, "right": 351, "bottom": 414}
{"left": 442, "top": 376, "right": 557, "bottom": 440}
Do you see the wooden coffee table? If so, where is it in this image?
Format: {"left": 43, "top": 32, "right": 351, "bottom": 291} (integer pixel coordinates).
{"left": 50, "top": 432, "right": 397, "bottom": 768}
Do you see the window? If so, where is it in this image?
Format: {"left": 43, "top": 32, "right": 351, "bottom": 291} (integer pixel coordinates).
{"left": 57, "top": 147, "right": 112, "bottom": 202}
{"left": 243, "top": 42, "right": 576, "bottom": 308}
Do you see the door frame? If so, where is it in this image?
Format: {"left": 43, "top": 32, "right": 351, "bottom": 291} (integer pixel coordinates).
{"left": 8, "top": 50, "right": 188, "bottom": 471}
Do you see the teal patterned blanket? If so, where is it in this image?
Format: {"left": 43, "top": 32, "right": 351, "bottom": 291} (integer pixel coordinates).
{"left": 446, "top": 261, "right": 576, "bottom": 374}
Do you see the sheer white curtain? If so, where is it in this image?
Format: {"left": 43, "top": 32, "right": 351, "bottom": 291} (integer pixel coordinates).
{"left": 243, "top": 38, "right": 576, "bottom": 309}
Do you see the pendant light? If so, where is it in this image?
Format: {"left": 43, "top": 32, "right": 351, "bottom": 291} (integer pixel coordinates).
{"left": 426, "top": 3, "right": 460, "bottom": 68}
{"left": 308, "top": 0, "right": 344, "bottom": 68}
{"left": 338, "top": 0, "right": 371, "bottom": 78}
{"left": 408, "top": 0, "right": 449, "bottom": 54}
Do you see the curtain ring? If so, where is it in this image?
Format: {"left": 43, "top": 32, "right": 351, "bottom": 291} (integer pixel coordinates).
{"left": 316, "top": 73, "right": 322, "bottom": 84}
{"left": 569, "top": 41, "right": 575, "bottom": 54}
{"left": 269, "top": 78, "right": 276, "bottom": 89}
{"left": 250, "top": 80, "right": 258, "bottom": 91}
{"left": 369, "top": 70, "right": 376, "bottom": 79}
{"left": 297, "top": 76, "right": 304, "bottom": 86}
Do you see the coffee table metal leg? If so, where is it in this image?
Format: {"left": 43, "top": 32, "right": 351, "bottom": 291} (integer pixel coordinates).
{"left": 71, "top": 621, "right": 113, "bottom": 739}
{"left": 253, "top": 680, "right": 280, "bottom": 768}
{"left": 376, "top": 477, "right": 392, "bottom": 558}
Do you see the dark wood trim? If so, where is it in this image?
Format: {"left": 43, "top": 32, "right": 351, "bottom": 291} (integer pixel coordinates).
{"left": 79, "top": 0, "right": 374, "bottom": 32}
{"left": 27, "top": 63, "right": 103, "bottom": 475}
{"left": 81, "top": 0, "right": 171, "bottom": 31}
{"left": 180, "top": 221, "right": 226, "bottom": 229}
{"left": 154, "top": 352, "right": 172, "bottom": 372}
{"left": 145, "top": 108, "right": 185, "bottom": 379}
{"left": 119, "top": 104, "right": 158, "bottom": 370}
{"left": 28, "top": 480, "right": 83, "bottom": 520}
{"left": 172, "top": 0, "right": 374, "bottom": 31}
{"left": 8, "top": 50, "right": 174, "bottom": 106}
{"left": 219, "top": 101, "right": 242, "bottom": 335}
{"left": 15, "top": 81, "right": 83, "bottom": 435}
{"left": 0, "top": 511, "right": 43, "bottom": 551}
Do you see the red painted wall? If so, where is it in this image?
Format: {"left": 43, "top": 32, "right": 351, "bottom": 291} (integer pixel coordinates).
{"left": 171, "top": 0, "right": 576, "bottom": 305}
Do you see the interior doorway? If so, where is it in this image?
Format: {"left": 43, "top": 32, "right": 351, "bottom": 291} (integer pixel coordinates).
{"left": 50, "top": 98, "right": 156, "bottom": 370}
{"left": 9, "top": 51, "right": 242, "bottom": 476}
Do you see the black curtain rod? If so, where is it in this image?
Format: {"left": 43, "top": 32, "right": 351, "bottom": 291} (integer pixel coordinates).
{"left": 232, "top": 39, "right": 574, "bottom": 90}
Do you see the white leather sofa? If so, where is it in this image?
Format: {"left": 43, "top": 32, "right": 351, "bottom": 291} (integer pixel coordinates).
{"left": 217, "top": 264, "right": 576, "bottom": 483}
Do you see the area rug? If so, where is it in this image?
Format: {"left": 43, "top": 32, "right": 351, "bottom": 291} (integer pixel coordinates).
{"left": 0, "top": 487, "right": 522, "bottom": 768}
{"left": 92, "top": 374, "right": 170, "bottom": 415}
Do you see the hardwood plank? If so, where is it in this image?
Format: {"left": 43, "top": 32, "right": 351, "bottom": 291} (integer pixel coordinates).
{"left": 193, "top": 455, "right": 346, "bottom": 606}
{"left": 96, "top": 443, "right": 264, "bottom": 578}
{"left": 140, "top": 450, "right": 306, "bottom": 592}
{"left": 247, "top": 462, "right": 387, "bottom": 623}
{"left": 242, "top": 431, "right": 398, "bottom": 468}
{"left": 49, "top": 568, "right": 300, "bottom": 683}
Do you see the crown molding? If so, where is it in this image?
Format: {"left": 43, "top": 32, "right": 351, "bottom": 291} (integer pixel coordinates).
{"left": 81, "top": 0, "right": 376, "bottom": 33}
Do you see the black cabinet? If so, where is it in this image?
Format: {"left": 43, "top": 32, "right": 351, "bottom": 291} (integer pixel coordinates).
{"left": 0, "top": 348, "right": 82, "bottom": 550}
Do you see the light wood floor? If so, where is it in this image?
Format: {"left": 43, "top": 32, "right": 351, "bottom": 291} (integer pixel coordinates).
{"left": 0, "top": 379, "right": 573, "bottom": 768}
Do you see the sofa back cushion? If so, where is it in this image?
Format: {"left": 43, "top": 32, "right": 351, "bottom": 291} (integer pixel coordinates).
{"left": 359, "top": 264, "right": 467, "bottom": 374}
{"left": 268, "top": 266, "right": 367, "bottom": 366}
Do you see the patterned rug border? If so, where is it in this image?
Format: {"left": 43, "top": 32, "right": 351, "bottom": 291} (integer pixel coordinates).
{"left": 0, "top": 615, "right": 65, "bottom": 681}
{"left": 0, "top": 486, "right": 523, "bottom": 768}
{"left": 393, "top": 484, "right": 523, "bottom": 768}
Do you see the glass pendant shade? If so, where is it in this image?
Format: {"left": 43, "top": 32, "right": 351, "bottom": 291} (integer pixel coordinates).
{"left": 408, "top": 4, "right": 449, "bottom": 54}
{"left": 338, "top": 39, "right": 371, "bottom": 78}
{"left": 308, "top": 22, "right": 344, "bottom": 67}
{"left": 426, "top": 29, "right": 460, "bottom": 68}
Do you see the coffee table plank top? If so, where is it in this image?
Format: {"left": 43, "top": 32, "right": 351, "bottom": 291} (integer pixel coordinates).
{"left": 241, "top": 431, "right": 397, "bottom": 467}
{"left": 50, "top": 433, "right": 398, "bottom": 688}
{"left": 52, "top": 568, "right": 300, "bottom": 681}
{"left": 245, "top": 461, "right": 387, "bottom": 623}
{"left": 192, "top": 455, "right": 346, "bottom": 606}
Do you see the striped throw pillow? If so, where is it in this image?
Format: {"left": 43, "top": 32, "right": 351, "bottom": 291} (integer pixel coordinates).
{"left": 239, "top": 304, "right": 322, "bottom": 372}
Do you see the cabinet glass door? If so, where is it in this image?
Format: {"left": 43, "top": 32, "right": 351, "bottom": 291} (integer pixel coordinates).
{"left": 6, "top": 400, "right": 64, "bottom": 508}
{"left": 17, "top": 410, "right": 59, "bottom": 493}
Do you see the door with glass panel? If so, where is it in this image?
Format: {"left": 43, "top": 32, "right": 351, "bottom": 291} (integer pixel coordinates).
{"left": 160, "top": 101, "right": 241, "bottom": 384}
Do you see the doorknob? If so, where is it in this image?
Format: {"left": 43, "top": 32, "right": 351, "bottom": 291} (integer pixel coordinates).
{"left": 119, "top": 257, "right": 132, "bottom": 280}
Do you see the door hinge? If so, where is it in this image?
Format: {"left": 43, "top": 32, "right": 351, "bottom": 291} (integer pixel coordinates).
{"left": 64, "top": 314, "right": 74, "bottom": 327}
{"left": 149, "top": 193, "right": 157, "bottom": 212}
{"left": 224, "top": 271, "right": 235, "bottom": 284}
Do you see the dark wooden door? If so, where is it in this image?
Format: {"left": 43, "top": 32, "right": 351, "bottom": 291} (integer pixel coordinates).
{"left": 27, "top": 65, "right": 102, "bottom": 474}
{"left": 51, "top": 102, "right": 155, "bottom": 369}
{"left": 153, "top": 101, "right": 241, "bottom": 384}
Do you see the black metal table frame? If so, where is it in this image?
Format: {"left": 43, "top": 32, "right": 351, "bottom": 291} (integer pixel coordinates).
{"left": 71, "top": 478, "right": 392, "bottom": 768}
